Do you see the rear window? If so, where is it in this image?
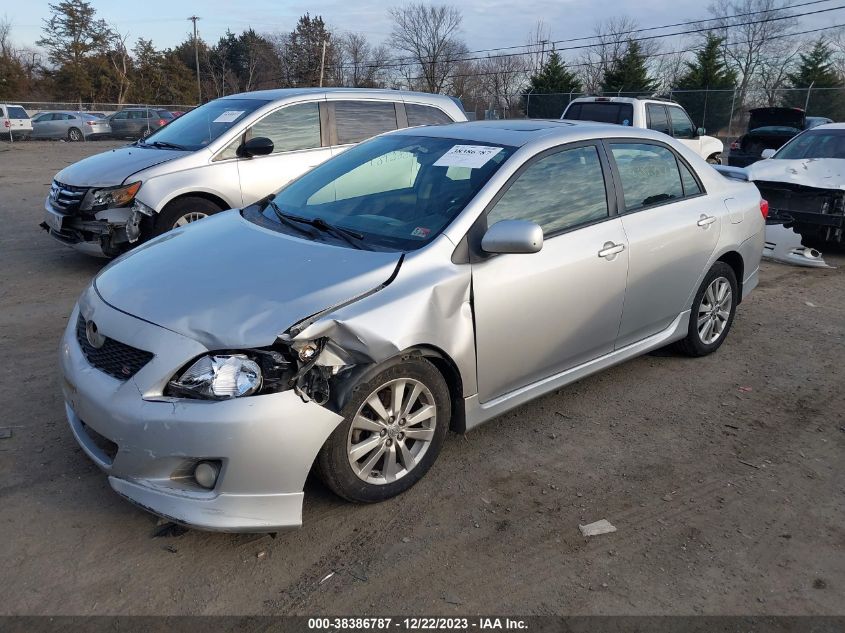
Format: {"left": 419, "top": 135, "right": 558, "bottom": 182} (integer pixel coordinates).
{"left": 7, "top": 106, "right": 29, "bottom": 119}
{"left": 406, "top": 103, "right": 453, "bottom": 126}
{"left": 564, "top": 102, "right": 634, "bottom": 126}
{"left": 157, "top": 110, "right": 174, "bottom": 119}
{"left": 334, "top": 101, "right": 398, "bottom": 145}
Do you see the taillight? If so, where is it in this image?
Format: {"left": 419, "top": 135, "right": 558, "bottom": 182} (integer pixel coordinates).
{"left": 157, "top": 119, "right": 166, "bottom": 126}
{"left": 3, "top": 120, "right": 9, "bottom": 128}
{"left": 759, "top": 199, "right": 769, "bottom": 219}
{"left": 86, "top": 120, "right": 96, "bottom": 126}
{"left": 730, "top": 141, "right": 740, "bottom": 150}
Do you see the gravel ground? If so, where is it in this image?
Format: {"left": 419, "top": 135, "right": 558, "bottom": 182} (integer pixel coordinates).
{"left": 0, "top": 140, "right": 843, "bottom": 616}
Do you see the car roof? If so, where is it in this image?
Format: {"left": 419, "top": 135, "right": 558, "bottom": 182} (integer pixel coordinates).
{"left": 222, "top": 87, "right": 458, "bottom": 105}
{"left": 390, "top": 119, "right": 667, "bottom": 147}
{"left": 810, "top": 122, "right": 845, "bottom": 130}
{"left": 569, "top": 96, "right": 680, "bottom": 106}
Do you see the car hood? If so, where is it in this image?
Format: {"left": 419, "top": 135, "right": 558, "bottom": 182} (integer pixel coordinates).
{"left": 54, "top": 145, "right": 186, "bottom": 187}
{"left": 748, "top": 107, "right": 805, "bottom": 132}
{"left": 94, "top": 211, "right": 402, "bottom": 349}
{"left": 747, "top": 158, "right": 845, "bottom": 190}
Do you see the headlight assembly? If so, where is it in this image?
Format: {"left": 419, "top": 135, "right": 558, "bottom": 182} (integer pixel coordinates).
{"left": 83, "top": 181, "right": 141, "bottom": 211}
{"left": 168, "top": 354, "right": 262, "bottom": 399}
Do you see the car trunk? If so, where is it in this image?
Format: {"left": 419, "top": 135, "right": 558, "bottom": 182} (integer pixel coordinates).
{"left": 748, "top": 107, "right": 805, "bottom": 132}
{"left": 739, "top": 128, "right": 797, "bottom": 155}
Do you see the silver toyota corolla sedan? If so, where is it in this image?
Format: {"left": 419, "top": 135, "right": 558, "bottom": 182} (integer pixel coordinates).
{"left": 60, "top": 120, "right": 766, "bottom": 531}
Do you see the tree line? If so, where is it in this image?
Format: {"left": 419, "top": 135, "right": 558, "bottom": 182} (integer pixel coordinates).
{"left": 1, "top": 0, "right": 844, "bottom": 126}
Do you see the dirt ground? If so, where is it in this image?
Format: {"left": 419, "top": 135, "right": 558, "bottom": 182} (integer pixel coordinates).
{"left": 0, "top": 140, "right": 843, "bottom": 616}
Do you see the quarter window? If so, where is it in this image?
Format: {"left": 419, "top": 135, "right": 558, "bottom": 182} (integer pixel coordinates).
{"left": 668, "top": 107, "right": 695, "bottom": 139}
{"left": 250, "top": 102, "right": 321, "bottom": 154}
{"left": 609, "top": 143, "right": 687, "bottom": 210}
{"left": 406, "top": 103, "right": 453, "bottom": 126}
{"left": 487, "top": 145, "right": 609, "bottom": 235}
{"left": 679, "top": 161, "right": 702, "bottom": 196}
{"left": 646, "top": 104, "right": 671, "bottom": 135}
{"left": 334, "top": 101, "right": 398, "bottom": 145}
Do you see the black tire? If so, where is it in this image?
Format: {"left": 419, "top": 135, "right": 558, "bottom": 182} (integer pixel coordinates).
{"left": 67, "top": 127, "right": 83, "bottom": 142}
{"left": 706, "top": 153, "right": 722, "bottom": 165}
{"left": 317, "top": 358, "right": 451, "bottom": 503}
{"left": 674, "top": 261, "right": 738, "bottom": 357}
{"left": 151, "top": 196, "right": 225, "bottom": 238}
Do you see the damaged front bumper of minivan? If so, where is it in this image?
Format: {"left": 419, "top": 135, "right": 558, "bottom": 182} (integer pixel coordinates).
{"left": 757, "top": 180, "right": 845, "bottom": 243}
{"left": 40, "top": 183, "right": 151, "bottom": 257}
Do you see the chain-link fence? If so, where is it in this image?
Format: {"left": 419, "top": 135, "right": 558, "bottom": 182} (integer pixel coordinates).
{"left": 11, "top": 102, "right": 197, "bottom": 116}
{"left": 474, "top": 86, "right": 845, "bottom": 145}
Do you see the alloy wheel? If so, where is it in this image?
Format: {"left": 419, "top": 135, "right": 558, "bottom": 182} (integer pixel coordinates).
{"left": 697, "top": 276, "right": 732, "bottom": 344}
{"left": 173, "top": 212, "right": 208, "bottom": 228}
{"left": 68, "top": 129, "right": 82, "bottom": 142}
{"left": 347, "top": 377, "right": 437, "bottom": 485}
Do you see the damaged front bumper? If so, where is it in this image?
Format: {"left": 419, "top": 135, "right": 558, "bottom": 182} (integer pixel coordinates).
{"left": 60, "top": 287, "right": 344, "bottom": 531}
{"left": 757, "top": 180, "right": 845, "bottom": 243}
{"left": 41, "top": 195, "right": 150, "bottom": 257}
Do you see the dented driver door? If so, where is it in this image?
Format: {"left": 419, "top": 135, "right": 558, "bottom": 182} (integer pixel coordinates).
{"left": 470, "top": 143, "right": 629, "bottom": 404}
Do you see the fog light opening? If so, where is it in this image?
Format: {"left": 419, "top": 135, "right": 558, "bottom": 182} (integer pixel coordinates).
{"left": 194, "top": 461, "right": 220, "bottom": 489}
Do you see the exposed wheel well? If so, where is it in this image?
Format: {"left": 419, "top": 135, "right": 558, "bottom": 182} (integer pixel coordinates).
{"left": 716, "top": 251, "right": 744, "bottom": 300}
{"left": 161, "top": 192, "right": 230, "bottom": 215}
{"left": 413, "top": 346, "right": 466, "bottom": 434}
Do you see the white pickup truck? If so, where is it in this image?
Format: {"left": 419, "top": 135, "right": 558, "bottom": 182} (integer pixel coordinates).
{"left": 562, "top": 96, "right": 724, "bottom": 165}
{"left": 1, "top": 104, "right": 33, "bottom": 140}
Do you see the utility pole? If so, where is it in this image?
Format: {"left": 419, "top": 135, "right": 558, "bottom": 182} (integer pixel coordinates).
{"left": 318, "top": 39, "right": 327, "bottom": 87}
{"left": 188, "top": 15, "right": 202, "bottom": 104}
{"left": 539, "top": 39, "right": 549, "bottom": 71}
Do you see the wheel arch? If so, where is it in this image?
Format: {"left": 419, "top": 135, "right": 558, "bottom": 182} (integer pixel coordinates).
{"left": 160, "top": 191, "right": 230, "bottom": 215}
{"left": 715, "top": 250, "right": 745, "bottom": 301}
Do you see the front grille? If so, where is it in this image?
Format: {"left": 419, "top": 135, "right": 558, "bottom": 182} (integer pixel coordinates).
{"left": 50, "top": 180, "right": 89, "bottom": 215}
{"left": 76, "top": 315, "right": 154, "bottom": 381}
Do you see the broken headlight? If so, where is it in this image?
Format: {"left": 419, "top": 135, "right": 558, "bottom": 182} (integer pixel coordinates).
{"left": 168, "top": 354, "right": 262, "bottom": 399}
{"left": 82, "top": 181, "right": 141, "bottom": 211}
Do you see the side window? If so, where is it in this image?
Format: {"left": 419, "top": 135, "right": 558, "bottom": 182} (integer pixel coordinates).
{"left": 334, "top": 101, "right": 397, "bottom": 145}
{"left": 668, "top": 107, "right": 695, "bottom": 139}
{"left": 487, "top": 145, "right": 609, "bottom": 235}
{"left": 610, "top": 143, "right": 685, "bottom": 210}
{"left": 646, "top": 104, "right": 671, "bottom": 135}
{"left": 406, "top": 103, "right": 453, "bottom": 126}
{"left": 307, "top": 150, "right": 421, "bottom": 204}
{"left": 249, "top": 102, "right": 321, "bottom": 154}
{"left": 112, "top": 111, "right": 128, "bottom": 120}
{"left": 679, "top": 160, "right": 702, "bottom": 196}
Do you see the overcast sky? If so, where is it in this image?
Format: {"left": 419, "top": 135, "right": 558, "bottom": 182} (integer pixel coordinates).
{"left": 1, "top": 0, "right": 841, "bottom": 57}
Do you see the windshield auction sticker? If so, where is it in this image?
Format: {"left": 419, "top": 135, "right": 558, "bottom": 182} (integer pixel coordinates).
{"left": 433, "top": 145, "right": 503, "bottom": 169}
{"left": 212, "top": 111, "right": 245, "bottom": 123}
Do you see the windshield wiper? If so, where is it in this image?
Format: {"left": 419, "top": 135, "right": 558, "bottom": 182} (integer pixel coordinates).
{"left": 146, "top": 140, "right": 187, "bottom": 151}
{"left": 263, "top": 198, "right": 319, "bottom": 239}
{"left": 276, "top": 211, "right": 371, "bottom": 250}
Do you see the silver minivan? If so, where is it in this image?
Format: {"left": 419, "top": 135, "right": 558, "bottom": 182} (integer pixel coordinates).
{"left": 41, "top": 88, "right": 466, "bottom": 257}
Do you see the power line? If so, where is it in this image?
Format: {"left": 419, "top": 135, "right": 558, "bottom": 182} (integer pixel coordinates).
{"left": 341, "top": 3, "right": 845, "bottom": 71}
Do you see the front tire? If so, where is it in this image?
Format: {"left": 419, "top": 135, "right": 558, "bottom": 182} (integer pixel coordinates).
{"left": 706, "top": 153, "right": 722, "bottom": 165}
{"left": 674, "top": 262, "right": 738, "bottom": 357}
{"left": 317, "top": 358, "right": 451, "bottom": 503}
{"left": 151, "top": 196, "right": 225, "bottom": 238}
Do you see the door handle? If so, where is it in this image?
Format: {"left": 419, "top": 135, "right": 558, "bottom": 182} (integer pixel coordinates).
{"left": 697, "top": 214, "right": 717, "bottom": 227}
{"left": 598, "top": 242, "right": 625, "bottom": 259}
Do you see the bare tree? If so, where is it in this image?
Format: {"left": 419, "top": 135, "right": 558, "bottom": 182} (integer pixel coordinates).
{"left": 340, "top": 32, "right": 389, "bottom": 87}
{"left": 653, "top": 49, "right": 687, "bottom": 93}
{"left": 389, "top": 3, "right": 465, "bottom": 93}
{"left": 707, "top": 0, "right": 794, "bottom": 109}
{"left": 478, "top": 53, "right": 530, "bottom": 118}
{"left": 107, "top": 29, "right": 131, "bottom": 104}
{"left": 526, "top": 20, "right": 551, "bottom": 74}
{"left": 578, "top": 16, "right": 655, "bottom": 94}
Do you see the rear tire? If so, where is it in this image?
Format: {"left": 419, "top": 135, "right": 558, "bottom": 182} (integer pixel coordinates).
{"left": 67, "top": 127, "right": 83, "bottom": 142}
{"left": 151, "top": 196, "right": 225, "bottom": 238}
{"left": 706, "top": 153, "right": 722, "bottom": 165}
{"left": 674, "top": 262, "right": 738, "bottom": 357}
{"left": 317, "top": 358, "right": 450, "bottom": 503}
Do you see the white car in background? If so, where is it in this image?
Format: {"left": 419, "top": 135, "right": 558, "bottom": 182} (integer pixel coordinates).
{"left": 1, "top": 104, "right": 33, "bottom": 140}
{"left": 562, "top": 96, "right": 724, "bottom": 164}
{"left": 40, "top": 88, "right": 466, "bottom": 257}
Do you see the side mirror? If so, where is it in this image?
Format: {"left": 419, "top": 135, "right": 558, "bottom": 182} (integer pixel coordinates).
{"left": 761, "top": 148, "right": 777, "bottom": 159}
{"left": 481, "top": 220, "right": 543, "bottom": 255}
{"left": 237, "top": 136, "right": 274, "bottom": 158}
{"left": 697, "top": 127, "right": 706, "bottom": 137}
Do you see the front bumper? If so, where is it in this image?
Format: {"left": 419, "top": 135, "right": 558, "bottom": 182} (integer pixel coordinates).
{"left": 60, "top": 286, "right": 343, "bottom": 531}
{"left": 42, "top": 196, "right": 140, "bottom": 257}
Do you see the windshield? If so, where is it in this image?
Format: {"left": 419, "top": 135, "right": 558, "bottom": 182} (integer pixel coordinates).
{"left": 775, "top": 129, "right": 845, "bottom": 160}
{"left": 143, "top": 98, "right": 269, "bottom": 150}
{"left": 246, "top": 134, "right": 515, "bottom": 251}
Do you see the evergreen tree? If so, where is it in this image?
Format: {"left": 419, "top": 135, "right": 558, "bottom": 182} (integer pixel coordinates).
{"left": 785, "top": 39, "right": 844, "bottom": 120}
{"left": 601, "top": 40, "right": 655, "bottom": 96}
{"left": 673, "top": 33, "right": 737, "bottom": 133}
{"left": 523, "top": 50, "right": 581, "bottom": 118}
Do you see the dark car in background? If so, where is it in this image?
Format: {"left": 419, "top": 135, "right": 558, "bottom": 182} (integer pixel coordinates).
{"left": 108, "top": 107, "right": 175, "bottom": 139}
{"left": 727, "top": 107, "right": 833, "bottom": 167}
